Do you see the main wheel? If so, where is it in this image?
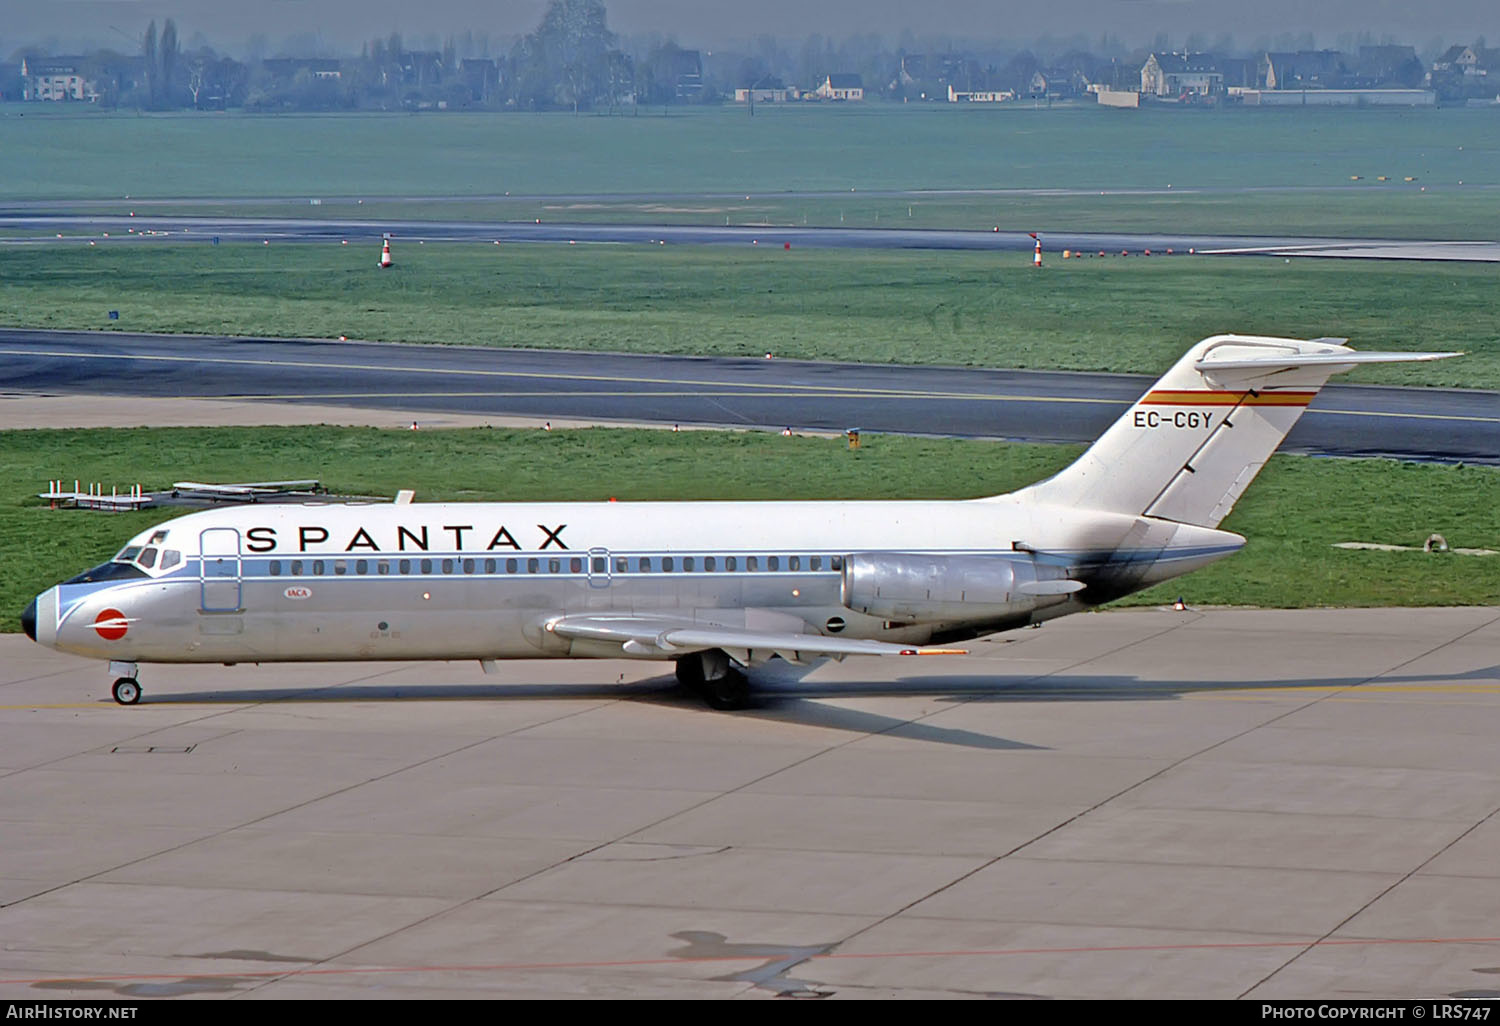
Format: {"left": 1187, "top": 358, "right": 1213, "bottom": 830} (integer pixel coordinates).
{"left": 700, "top": 669, "right": 751, "bottom": 711}
{"left": 112, "top": 678, "right": 141, "bottom": 706}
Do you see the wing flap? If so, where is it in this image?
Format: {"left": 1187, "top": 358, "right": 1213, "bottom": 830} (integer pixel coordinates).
{"left": 544, "top": 614, "right": 966, "bottom": 661}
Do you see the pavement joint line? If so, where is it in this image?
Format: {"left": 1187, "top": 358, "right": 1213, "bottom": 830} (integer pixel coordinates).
{"left": 0, "top": 661, "right": 540, "bottom": 910}
{"left": 8, "top": 934, "right": 1500, "bottom": 990}
{"left": 230, "top": 684, "right": 676, "bottom": 998}
{"left": 782, "top": 612, "right": 1215, "bottom": 976}
{"left": 1238, "top": 608, "right": 1500, "bottom": 998}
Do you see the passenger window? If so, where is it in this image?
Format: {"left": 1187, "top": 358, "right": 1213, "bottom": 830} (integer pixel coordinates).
{"left": 789, "top": 556, "right": 801, "bottom": 571}
{"left": 138, "top": 547, "right": 158, "bottom": 569}
{"left": 269, "top": 560, "right": 281, "bottom": 576}
{"left": 548, "top": 559, "right": 561, "bottom": 573}
{"left": 614, "top": 557, "right": 627, "bottom": 572}
{"left": 421, "top": 559, "right": 433, "bottom": 574}
{"left": 291, "top": 560, "right": 303, "bottom": 576}
{"left": 747, "top": 556, "right": 759, "bottom": 572}
{"left": 464, "top": 558, "right": 475, "bottom": 574}
{"left": 811, "top": 556, "right": 822, "bottom": 571}
{"left": 441, "top": 559, "right": 454, "bottom": 574}
{"left": 831, "top": 556, "right": 843, "bottom": 571}
{"left": 159, "top": 550, "right": 181, "bottom": 571}
{"left": 399, "top": 559, "right": 411, "bottom": 574}
{"left": 378, "top": 561, "right": 390, "bottom": 575}
{"left": 683, "top": 556, "right": 695, "bottom": 572}
{"left": 593, "top": 557, "right": 607, "bottom": 573}
{"left": 704, "top": 556, "right": 716, "bottom": 571}
{"left": 356, "top": 560, "right": 368, "bottom": 575}
{"left": 662, "top": 556, "right": 674, "bottom": 572}
{"left": 506, "top": 559, "right": 518, "bottom": 573}
{"left": 313, "top": 559, "right": 326, "bottom": 575}
{"left": 725, "top": 556, "right": 737, "bottom": 571}
{"left": 570, "top": 557, "right": 582, "bottom": 573}
{"left": 334, "top": 560, "right": 347, "bottom": 576}
{"left": 485, "top": 558, "right": 496, "bottom": 574}
{"left": 768, "top": 556, "right": 780, "bottom": 571}
{"left": 527, "top": 558, "right": 539, "bottom": 573}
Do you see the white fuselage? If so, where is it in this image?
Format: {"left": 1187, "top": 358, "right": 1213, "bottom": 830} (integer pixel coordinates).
{"left": 28, "top": 496, "right": 1242, "bottom": 666}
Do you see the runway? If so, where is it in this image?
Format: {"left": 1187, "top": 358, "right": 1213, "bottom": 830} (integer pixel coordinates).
{"left": 3, "top": 329, "right": 1495, "bottom": 464}
{"left": 3, "top": 607, "right": 1497, "bottom": 999}
{"left": 4, "top": 213, "right": 1498, "bottom": 262}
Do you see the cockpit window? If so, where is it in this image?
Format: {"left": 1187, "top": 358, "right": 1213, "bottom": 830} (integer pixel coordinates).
{"left": 114, "top": 545, "right": 143, "bottom": 563}
{"left": 159, "top": 550, "right": 182, "bottom": 571}
{"left": 62, "top": 561, "right": 149, "bottom": 586}
{"left": 138, "top": 547, "right": 158, "bottom": 569}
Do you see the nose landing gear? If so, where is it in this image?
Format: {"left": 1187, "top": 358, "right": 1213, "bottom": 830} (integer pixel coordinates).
{"left": 108, "top": 661, "right": 141, "bottom": 705}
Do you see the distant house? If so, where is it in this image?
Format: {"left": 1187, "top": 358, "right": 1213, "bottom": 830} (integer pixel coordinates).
{"left": 21, "top": 56, "right": 99, "bottom": 101}
{"left": 459, "top": 58, "right": 499, "bottom": 102}
{"left": 262, "top": 58, "right": 343, "bottom": 82}
{"left": 735, "top": 76, "right": 789, "bottom": 103}
{"left": 1140, "top": 53, "right": 1222, "bottom": 97}
{"left": 1433, "top": 45, "right": 1498, "bottom": 78}
{"left": 947, "top": 84, "right": 1013, "bottom": 103}
{"left": 666, "top": 49, "right": 703, "bottom": 100}
{"left": 1350, "top": 45, "right": 1423, "bottom": 88}
{"left": 814, "top": 74, "right": 863, "bottom": 101}
{"left": 1260, "top": 51, "right": 1347, "bottom": 90}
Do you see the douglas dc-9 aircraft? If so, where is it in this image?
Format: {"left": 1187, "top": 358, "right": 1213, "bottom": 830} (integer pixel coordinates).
{"left": 22, "top": 335, "right": 1456, "bottom": 710}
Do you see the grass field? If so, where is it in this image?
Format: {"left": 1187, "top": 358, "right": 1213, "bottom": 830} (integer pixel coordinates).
{"left": 4, "top": 104, "right": 1498, "bottom": 208}
{"left": 3, "top": 425, "right": 1495, "bottom": 633}
{"left": 2, "top": 242, "right": 1494, "bottom": 388}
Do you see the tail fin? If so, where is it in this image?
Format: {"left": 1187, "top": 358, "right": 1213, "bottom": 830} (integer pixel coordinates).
{"left": 1017, "top": 335, "right": 1459, "bottom": 528}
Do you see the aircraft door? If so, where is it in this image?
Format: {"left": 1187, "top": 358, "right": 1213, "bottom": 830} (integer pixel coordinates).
{"left": 587, "top": 547, "right": 612, "bottom": 589}
{"left": 199, "top": 528, "right": 242, "bottom": 612}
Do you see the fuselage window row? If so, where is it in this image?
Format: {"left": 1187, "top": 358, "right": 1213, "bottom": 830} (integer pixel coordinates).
{"left": 261, "top": 554, "right": 844, "bottom": 578}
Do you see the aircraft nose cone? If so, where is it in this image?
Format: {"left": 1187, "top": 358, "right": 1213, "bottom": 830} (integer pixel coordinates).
{"left": 21, "top": 597, "right": 37, "bottom": 641}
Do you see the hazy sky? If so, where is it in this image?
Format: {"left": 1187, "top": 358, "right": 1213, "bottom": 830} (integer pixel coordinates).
{"left": 8, "top": 0, "right": 1498, "bottom": 56}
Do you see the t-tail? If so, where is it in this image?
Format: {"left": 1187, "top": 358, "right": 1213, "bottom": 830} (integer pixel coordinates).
{"left": 1019, "top": 334, "right": 1460, "bottom": 529}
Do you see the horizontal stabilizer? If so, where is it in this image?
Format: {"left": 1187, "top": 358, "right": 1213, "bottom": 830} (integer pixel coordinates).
{"left": 1194, "top": 350, "right": 1461, "bottom": 373}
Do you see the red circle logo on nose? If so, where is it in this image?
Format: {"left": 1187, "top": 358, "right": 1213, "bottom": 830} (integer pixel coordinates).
{"left": 93, "top": 608, "right": 128, "bottom": 641}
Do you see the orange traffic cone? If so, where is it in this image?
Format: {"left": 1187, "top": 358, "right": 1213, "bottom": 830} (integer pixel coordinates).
{"left": 379, "top": 238, "right": 393, "bottom": 269}
{"left": 1031, "top": 235, "right": 1042, "bottom": 268}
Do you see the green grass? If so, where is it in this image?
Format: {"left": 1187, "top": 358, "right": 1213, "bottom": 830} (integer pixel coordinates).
{"left": 2, "top": 242, "right": 1494, "bottom": 388}
{"left": 7, "top": 105, "right": 1500, "bottom": 239}
{"left": 2, "top": 426, "right": 1496, "bottom": 632}
{"left": 4, "top": 105, "right": 1498, "bottom": 197}
{"left": 29, "top": 185, "right": 1500, "bottom": 242}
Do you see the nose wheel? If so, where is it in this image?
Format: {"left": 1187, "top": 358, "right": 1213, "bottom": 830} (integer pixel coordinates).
{"left": 112, "top": 678, "right": 142, "bottom": 706}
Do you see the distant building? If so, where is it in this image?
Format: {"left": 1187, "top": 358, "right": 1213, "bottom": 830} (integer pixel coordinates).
{"left": 666, "top": 49, "right": 703, "bottom": 100}
{"left": 735, "top": 76, "right": 790, "bottom": 103}
{"left": 947, "top": 84, "right": 1013, "bottom": 103}
{"left": 262, "top": 58, "right": 343, "bottom": 81}
{"left": 459, "top": 58, "right": 499, "bottom": 102}
{"left": 1433, "top": 45, "right": 1498, "bottom": 78}
{"left": 813, "top": 73, "right": 863, "bottom": 101}
{"left": 1260, "top": 51, "right": 1347, "bottom": 90}
{"left": 1141, "top": 53, "right": 1222, "bottom": 97}
{"left": 21, "top": 56, "right": 98, "bottom": 102}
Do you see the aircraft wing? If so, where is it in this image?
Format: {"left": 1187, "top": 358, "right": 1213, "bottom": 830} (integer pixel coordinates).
{"left": 543, "top": 613, "right": 967, "bottom": 665}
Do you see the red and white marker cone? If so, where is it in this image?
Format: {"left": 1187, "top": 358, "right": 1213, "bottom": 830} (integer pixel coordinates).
{"left": 1029, "top": 233, "right": 1042, "bottom": 268}
{"left": 379, "top": 238, "right": 393, "bottom": 269}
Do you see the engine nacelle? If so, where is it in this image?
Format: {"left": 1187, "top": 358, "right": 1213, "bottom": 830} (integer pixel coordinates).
{"left": 841, "top": 552, "right": 1080, "bottom": 623}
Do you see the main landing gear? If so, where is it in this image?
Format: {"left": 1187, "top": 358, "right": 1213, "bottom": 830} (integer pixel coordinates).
{"left": 675, "top": 649, "right": 752, "bottom": 711}
{"left": 109, "top": 661, "right": 141, "bottom": 705}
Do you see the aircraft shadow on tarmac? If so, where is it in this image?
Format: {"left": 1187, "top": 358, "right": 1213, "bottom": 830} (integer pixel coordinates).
{"left": 118, "top": 662, "right": 1499, "bottom": 752}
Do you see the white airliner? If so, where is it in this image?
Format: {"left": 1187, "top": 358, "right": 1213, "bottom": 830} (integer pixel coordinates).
{"left": 22, "top": 335, "right": 1457, "bottom": 709}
